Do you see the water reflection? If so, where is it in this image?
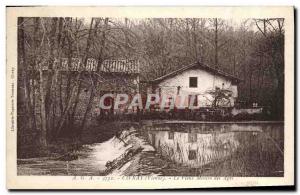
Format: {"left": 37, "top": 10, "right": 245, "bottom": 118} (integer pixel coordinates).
{"left": 145, "top": 123, "right": 284, "bottom": 176}
{"left": 17, "top": 122, "right": 284, "bottom": 177}
{"left": 148, "top": 131, "right": 240, "bottom": 168}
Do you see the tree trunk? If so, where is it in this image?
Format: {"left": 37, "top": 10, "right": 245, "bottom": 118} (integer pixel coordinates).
{"left": 62, "top": 18, "right": 95, "bottom": 135}
{"left": 214, "top": 18, "right": 219, "bottom": 67}
{"left": 79, "top": 18, "right": 108, "bottom": 132}
{"left": 18, "top": 17, "right": 34, "bottom": 130}
{"left": 192, "top": 19, "right": 198, "bottom": 60}
{"left": 39, "top": 69, "right": 47, "bottom": 147}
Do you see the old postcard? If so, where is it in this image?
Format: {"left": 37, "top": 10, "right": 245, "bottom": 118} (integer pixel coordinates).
{"left": 6, "top": 6, "right": 294, "bottom": 189}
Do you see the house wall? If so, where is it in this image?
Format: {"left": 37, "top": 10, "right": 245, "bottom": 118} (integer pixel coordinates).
{"left": 152, "top": 68, "right": 238, "bottom": 108}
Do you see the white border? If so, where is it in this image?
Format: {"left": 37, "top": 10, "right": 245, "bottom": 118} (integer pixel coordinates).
{"left": 4, "top": 5, "right": 295, "bottom": 190}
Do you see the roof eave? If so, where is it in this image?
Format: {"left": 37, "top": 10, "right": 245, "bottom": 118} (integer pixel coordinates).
{"left": 150, "top": 60, "right": 244, "bottom": 84}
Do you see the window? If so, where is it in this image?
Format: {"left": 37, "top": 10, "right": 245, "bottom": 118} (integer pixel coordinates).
{"left": 188, "top": 95, "right": 198, "bottom": 107}
{"left": 188, "top": 133, "right": 197, "bottom": 143}
{"left": 168, "top": 132, "right": 174, "bottom": 140}
{"left": 188, "top": 150, "right": 197, "bottom": 160}
{"left": 189, "top": 77, "right": 198, "bottom": 88}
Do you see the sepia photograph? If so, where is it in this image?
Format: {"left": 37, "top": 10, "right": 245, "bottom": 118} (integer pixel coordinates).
{"left": 6, "top": 6, "right": 294, "bottom": 189}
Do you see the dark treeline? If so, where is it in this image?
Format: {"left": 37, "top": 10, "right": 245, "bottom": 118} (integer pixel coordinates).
{"left": 17, "top": 17, "right": 284, "bottom": 152}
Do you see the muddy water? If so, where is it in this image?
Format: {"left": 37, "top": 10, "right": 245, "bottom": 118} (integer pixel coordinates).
{"left": 17, "top": 122, "right": 284, "bottom": 176}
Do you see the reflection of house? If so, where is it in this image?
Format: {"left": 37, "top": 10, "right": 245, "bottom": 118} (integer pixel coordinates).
{"left": 148, "top": 130, "right": 240, "bottom": 168}
{"left": 146, "top": 122, "right": 283, "bottom": 175}
{"left": 148, "top": 62, "right": 241, "bottom": 108}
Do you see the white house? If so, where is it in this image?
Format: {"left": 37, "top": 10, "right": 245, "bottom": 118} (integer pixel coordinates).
{"left": 148, "top": 62, "right": 241, "bottom": 109}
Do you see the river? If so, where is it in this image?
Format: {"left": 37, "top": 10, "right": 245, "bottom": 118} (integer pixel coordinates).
{"left": 17, "top": 121, "right": 284, "bottom": 177}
